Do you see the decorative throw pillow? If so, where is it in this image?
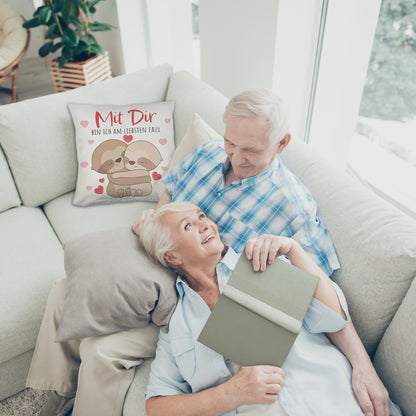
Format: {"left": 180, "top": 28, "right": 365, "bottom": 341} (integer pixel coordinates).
{"left": 155, "top": 113, "right": 223, "bottom": 196}
{"left": 56, "top": 227, "right": 178, "bottom": 342}
{"left": 68, "top": 101, "right": 175, "bottom": 206}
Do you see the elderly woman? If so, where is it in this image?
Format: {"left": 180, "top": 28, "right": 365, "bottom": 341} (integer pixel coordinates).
{"left": 140, "top": 202, "right": 399, "bottom": 416}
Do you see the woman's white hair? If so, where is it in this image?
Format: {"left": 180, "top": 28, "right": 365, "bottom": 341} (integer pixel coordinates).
{"left": 223, "top": 89, "right": 290, "bottom": 145}
{"left": 140, "top": 201, "right": 200, "bottom": 267}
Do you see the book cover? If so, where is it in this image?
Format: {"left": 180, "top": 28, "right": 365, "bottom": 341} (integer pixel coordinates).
{"left": 198, "top": 255, "right": 319, "bottom": 367}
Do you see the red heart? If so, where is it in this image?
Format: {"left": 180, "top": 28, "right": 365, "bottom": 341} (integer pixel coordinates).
{"left": 123, "top": 134, "right": 133, "bottom": 143}
{"left": 80, "top": 161, "right": 88, "bottom": 168}
{"left": 94, "top": 185, "right": 104, "bottom": 194}
{"left": 164, "top": 118, "right": 171, "bottom": 123}
{"left": 99, "top": 178, "right": 105, "bottom": 183}
{"left": 152, "top": 172, "right": 162, "bottom": 181}
{"left": 159, "top": 138, "right": 167, "bottom": 145}
{"left": 86, "top": 186, "right": 92, "bottom": 191}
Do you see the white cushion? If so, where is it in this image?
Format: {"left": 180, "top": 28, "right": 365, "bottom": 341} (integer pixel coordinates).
{"left": 0, "top": 207, "right": 65, "bottom": 364}
{"left": 68, "top": 101, "right": 175, "bottom": 206}
{"left": 0, "top": 146, "right": 20, "bottom": 212}
{"left": 280, "top": 141, "right": 416, "bottom": 356}
{"left": 0, "top": 64, "right": 173, "bottom": 207}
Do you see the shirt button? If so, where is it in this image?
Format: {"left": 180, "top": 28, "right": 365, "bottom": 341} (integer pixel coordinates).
{"left": 217, "top": 192, "right": 222, "bottom": 197}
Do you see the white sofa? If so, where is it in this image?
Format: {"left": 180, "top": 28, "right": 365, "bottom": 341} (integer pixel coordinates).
{"left": 0, "top": 64, "right": 415, "bottom": 416}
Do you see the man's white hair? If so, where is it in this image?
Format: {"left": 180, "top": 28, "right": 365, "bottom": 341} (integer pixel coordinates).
{"left": 140, "top": 201, "right": 200, "bottom": 267}
{"left": 223, "top": 89, "right": 290, "bottom": 145}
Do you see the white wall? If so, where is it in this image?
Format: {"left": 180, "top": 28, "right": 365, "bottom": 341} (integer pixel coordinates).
{"left": 199, "top": 0, "right": 280, "bottom": 98}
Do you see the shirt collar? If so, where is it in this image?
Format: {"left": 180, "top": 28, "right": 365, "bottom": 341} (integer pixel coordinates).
{"left": 175, "top": 246, "right": 240, "bottom": 295}
{"left": 221, "top": 156, "right": 280, "bottom": 187}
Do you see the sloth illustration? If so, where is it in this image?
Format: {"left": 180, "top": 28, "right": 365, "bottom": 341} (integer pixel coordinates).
{"left": 91, "top": 139, "right": 153, "bottom": 198}
{"left": 111, "top": 140, "right": 163, "bottom": 197}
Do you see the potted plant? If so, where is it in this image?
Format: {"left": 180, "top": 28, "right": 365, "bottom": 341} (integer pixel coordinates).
{"left": 23, "top": 0, "right": 116, "bottom": 92}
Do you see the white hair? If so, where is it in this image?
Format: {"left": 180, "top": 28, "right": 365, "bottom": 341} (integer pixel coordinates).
{"left": 223, "top": 89, "right": 290, "bottom": 145}
{"left": 140, "top": 202, "right": 200, "bottom": 267}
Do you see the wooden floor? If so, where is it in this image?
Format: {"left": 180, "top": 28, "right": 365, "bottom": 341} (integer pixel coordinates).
{"left": 0, "top": 56, "right": 56, "bottom": 106}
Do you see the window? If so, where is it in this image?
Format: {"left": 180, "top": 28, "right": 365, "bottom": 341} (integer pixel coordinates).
{"left": 347, "top": 0, "right": 416, "bottom": 218}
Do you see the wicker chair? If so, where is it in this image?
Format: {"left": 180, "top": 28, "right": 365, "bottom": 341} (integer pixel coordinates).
{"left": 0, "top": 2, "right": 30, "bottom": 103}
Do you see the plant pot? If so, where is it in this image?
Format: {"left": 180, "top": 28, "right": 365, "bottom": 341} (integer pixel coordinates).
{"left": 47, "top": 52, "right": 112, "bottom": 93}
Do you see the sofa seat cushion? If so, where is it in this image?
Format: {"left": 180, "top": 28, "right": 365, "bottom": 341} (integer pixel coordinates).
{"left": 0, "top": 64, "right": 173, "bottom": 208}
{"left": 281, "top": 141, "right": 416, "bottom": 356}
{"left": 0, "top": 145, "right": 20, "bottom": 212}
{"left": 0, "top": 206, "right": 65, "bottom": 364}
{"left": 43, "top": 192, "right": 156, "bottom": 244}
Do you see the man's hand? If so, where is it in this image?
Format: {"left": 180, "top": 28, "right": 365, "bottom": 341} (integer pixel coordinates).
{"left": 352, "top": 364, "right": 390, "bottom": 416}
{"left": 245, "top": 235, "right": 296, "bottom": 272}
{"left": 225, "top": 365, "right": 284, "bottom": 407}
{"left": 131, "top": 209, "right": 155, "bottom": 236}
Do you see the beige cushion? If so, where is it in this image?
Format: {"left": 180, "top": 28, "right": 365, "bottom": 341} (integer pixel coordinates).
{"left": 0, "top": 64, "right": 173, "bottom": 207}
{"left": 56, "top": 228, "right": 177, "bottom": 341}
{"left": 0, "top": 4, "right": 27, "bottom": 69}
{"left": 280, "top": 141, "right": 416, "bottom": 357}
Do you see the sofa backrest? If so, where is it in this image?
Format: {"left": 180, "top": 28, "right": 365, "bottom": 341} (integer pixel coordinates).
{"left": 0, "top": 144, "right": 20, "bottom": 213}
{"left": 0, "top": 64, "right": 173, "bottom": 207}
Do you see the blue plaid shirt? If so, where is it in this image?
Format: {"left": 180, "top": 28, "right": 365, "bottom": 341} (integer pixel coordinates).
{"left": 163, "top": 140, "right": 340, "bottom": 275}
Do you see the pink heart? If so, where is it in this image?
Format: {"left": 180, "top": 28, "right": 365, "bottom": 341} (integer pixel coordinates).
{"left": 86, "top": 186, "right": 92, "bottom": 191}
{"left": 80, "top": 120, "right": 89, "bottom": 128}
{"left": 80, "top": 161, "right": 88, "bottom": 168}
{"left": 164, "top": 118, "right": 171, "bottom": 123}
{"left": 159, "top": 138, "right": 167, "bottom": 145}
{"left": 152, "top": 171, "right": 162, "bottom": 181}
{"left": 161, "top": 166, "right": 167, "bottom": 171}
{"left": 123, "top": 134, "right": 133, "bottom": 143}
{"left": 88, "top": 139, "right": 94, "bottom": 145}
{"left": 94, "top": 185, "right": 104, "bottom": 194}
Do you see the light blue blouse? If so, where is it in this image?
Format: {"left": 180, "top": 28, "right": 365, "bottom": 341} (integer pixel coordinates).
{"left": 145, "top": 248, "right": 399, "bottom": 415}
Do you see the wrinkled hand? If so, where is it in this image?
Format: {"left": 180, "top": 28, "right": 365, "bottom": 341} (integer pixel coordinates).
{"left": 245, "top": 235, "right": 295, "bottom": 272}
{"left": 352, "top": 364, "right": 390, "bottom": 416}
{"left": 131, "top": 209, "right": 156, "bottom": 236}
{"left": 226, "top": 365, "right": 284, "bottom": 407}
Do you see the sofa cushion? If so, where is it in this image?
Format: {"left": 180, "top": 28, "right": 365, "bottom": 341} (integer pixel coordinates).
{"left": 56, "top": 228, "right": 177, "bottom": 341}
{"left": 68, "top": 101, "right": 175, "bottom": 206}
{"left": 166, "top": 70, "right": 228, "bottom": 146}
{"left": 0, "top": 145, "right": 20, "bottom": 212}
{"left": 373, "top": 277, "right": 416, "bottom": 416}
{"left": 0, "top": 206, "right": 65, "bottom": 364}
{"left": 43, "top": 192, "right": 155, "bottom": 244}
{"left": 280, "top": 141, "right": 416, "bottom": 356}
{"left": 0, "top": 64, "right": 173, "bottom": 207}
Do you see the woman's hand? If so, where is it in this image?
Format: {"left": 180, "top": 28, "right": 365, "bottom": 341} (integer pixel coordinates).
{"left": 225, "top": 365, "right": 285, "bottom": 407}
{"left": 245, "top": 235, "right": 297, "bottom": 271}
{"left": 132, "top": 209, "right": 156, "bottom": 236}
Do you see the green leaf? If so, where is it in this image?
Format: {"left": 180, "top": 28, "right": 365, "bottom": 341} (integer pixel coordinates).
{"left": 51, "top": 42, "right": 63, "bottom": 53}
{"left": 62, "top": 28, "right": 79, "bottom": 46}
{"left": 53, "top": 0, "right": 65, "bottom": 13}
{"left": 39, "top": 7, "right": 53, "bottom": 24}
{"left": 22, "top": 17, "right": 41, "bottom": 28}
{"left": 89, "top": 43, "right": 105, "bottom": 56}
{"left": 69, "top": 15, "right": 85, "bottom": 32}
{"left": 89, "top": 22, "right": 114, "bottom": 31}
{"left": 59, "top": 55, "right": 69, "bottom": 68}
{"left": 44, "top": 23, "right": 59, "bottom": 39}
{"left": 38, "top": 41, "right": 54, "bottom": 57}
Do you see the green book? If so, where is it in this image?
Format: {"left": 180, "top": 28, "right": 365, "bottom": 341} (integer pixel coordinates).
{"left": 198, "top": 255, "right": 319, "bottom": 367}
